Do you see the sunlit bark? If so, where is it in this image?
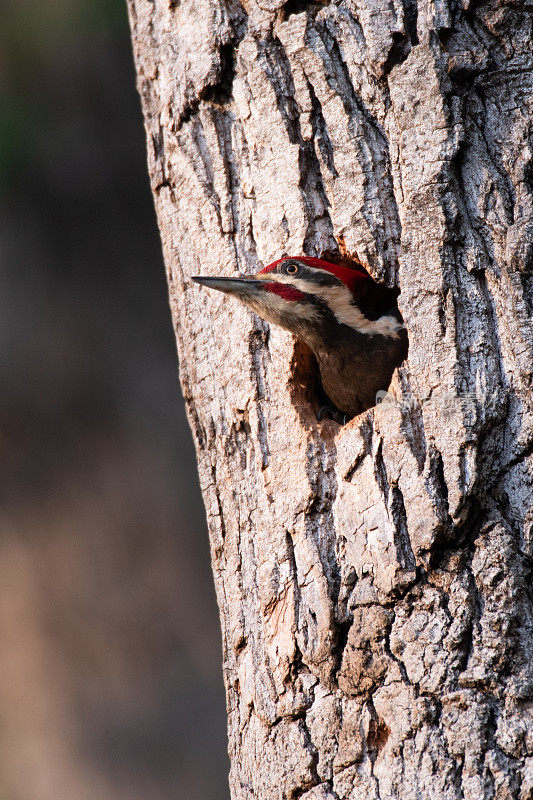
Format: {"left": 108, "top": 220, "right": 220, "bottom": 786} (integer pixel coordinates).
{"left": 128, "top": 0, "right": 533, "bottom": 796}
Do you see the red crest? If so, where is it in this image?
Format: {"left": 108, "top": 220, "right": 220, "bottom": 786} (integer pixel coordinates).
{"left": 259, "top": 256, "right": 369, "bottom": 294}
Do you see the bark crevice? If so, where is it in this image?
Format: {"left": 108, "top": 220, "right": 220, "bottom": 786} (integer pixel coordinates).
{"left": 128, "top": 0, "right": 533, "bottom": 793}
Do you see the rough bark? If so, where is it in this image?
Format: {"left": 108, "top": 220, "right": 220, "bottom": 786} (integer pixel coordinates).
{"left": 127, "top": 0, "right": 533, "bottom": 797}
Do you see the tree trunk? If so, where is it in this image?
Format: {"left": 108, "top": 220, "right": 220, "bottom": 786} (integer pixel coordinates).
{"left": 127, "top": 0, "right": 532, "bottom": 796}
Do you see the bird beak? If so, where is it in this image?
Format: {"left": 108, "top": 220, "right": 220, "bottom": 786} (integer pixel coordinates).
{"left": 192, "top": 276, "right": 266, "bottom": 298}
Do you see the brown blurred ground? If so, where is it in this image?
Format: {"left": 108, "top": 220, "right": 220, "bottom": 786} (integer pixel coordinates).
{"left": 0, "top": 2, "right": 228, "bottom": 798}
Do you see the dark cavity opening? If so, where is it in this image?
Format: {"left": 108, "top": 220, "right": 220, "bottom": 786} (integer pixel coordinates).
{"left": 289, "top": 251, "right": 408, "bottom": 428}
{"left": 279, "top": 0, "right": 331, "bottom": 21}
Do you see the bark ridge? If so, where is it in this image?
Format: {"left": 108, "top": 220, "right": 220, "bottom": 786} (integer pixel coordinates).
{"left": 128, "top": 0, "right": 533, "bottom": 796}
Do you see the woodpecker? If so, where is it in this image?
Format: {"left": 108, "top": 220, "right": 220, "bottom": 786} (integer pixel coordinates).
{"left": 193, "top": 256, "right": 407, "bottom": 419}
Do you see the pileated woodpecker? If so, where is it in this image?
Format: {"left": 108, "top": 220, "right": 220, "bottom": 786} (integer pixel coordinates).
{"left": 193, "top": 256, "right": 407, "bottom": 419}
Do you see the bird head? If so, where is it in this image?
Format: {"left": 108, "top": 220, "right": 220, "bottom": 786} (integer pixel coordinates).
{"left": 192, "top": 256, "right": 403, "bottom": 350}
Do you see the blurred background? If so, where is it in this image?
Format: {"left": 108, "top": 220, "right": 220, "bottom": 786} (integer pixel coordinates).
{"left": 0, "top": 1, "right": 228, "bottom": 799}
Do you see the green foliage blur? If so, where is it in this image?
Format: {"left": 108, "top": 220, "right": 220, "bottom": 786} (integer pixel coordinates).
{"left": 1, "top": 0, "right": 127, "bottom": 192}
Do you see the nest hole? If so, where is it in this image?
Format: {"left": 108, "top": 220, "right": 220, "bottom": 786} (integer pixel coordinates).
{"left": 288, "top": 249, "right": 407, "bottom": 429}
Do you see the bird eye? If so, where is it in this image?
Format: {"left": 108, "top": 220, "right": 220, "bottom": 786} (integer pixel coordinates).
{"left": 283, "top": 261, "right": 299, "bottom": 275}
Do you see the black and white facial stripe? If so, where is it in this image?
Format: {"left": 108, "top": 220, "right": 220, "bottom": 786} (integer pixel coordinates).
{"left": 261, "top": 259, "right": 404, "bottom": 339}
